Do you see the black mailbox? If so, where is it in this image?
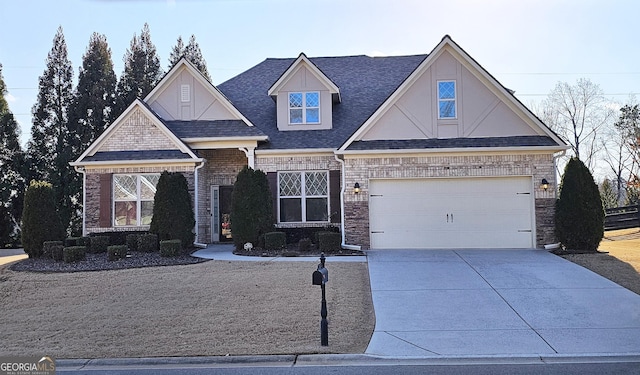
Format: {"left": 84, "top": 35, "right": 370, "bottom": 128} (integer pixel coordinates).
{"left": 312, "top": 270, "right": 324, "bottom": 285}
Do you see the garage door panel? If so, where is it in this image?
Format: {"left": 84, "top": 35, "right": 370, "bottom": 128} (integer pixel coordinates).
{"left": 369, "top": 177, "right": 534, "bottom": 249}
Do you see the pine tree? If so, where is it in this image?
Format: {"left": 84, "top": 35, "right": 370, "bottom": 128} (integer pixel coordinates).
{"left": 114, "top": 23, "right": 163, "bottom": 119}
{"left": 168, "top": 34, "right": 210, "bottom": 80}
{"left": 25, "top": 26, "right": 74, "bottom": 234}
{"left": 0, "top": 63, "right": 26, "bottom": 245}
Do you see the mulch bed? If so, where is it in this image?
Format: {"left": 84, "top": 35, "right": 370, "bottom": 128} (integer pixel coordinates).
{"left": 10, "top": 250, "right": 208, "bottom": 273}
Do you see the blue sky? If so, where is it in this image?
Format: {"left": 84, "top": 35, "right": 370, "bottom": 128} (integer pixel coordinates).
{"left": 2, "top": 0, "right": 639, "bottom": 146}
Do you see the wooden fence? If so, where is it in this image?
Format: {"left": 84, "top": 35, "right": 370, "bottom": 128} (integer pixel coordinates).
{"left": 604, "top": 204, "right": 640, "bottom": 231}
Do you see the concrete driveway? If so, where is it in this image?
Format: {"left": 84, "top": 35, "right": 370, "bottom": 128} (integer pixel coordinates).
{"left": 365, "top": 249, "right": 640, "bottom": 357}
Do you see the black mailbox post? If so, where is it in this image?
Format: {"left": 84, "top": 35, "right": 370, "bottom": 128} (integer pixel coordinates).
{"left": 312, "top": 253, "right": 329, "bottom": 346}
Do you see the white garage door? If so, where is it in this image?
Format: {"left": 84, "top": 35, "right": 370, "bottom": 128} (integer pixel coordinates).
{"left": 369, "top": 177, "right": 534, "bottom": 249}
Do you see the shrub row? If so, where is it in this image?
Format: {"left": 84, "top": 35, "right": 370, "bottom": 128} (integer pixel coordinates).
{"left": 264, "top": 232, "right": 286, "bottom": 251}
{"left": 108, "top": 245, "right": 128, "bottom": 261}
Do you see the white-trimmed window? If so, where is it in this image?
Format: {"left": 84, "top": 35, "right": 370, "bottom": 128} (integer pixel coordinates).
{"left": 113, "top": 174, "right": 160, "bottom": 226}
{"left": 278, "top": 171, "right": 328, "bottom": 223}
{"left": 289, "top": 92, "right": 320, "bottom": 124}
{"left": 438, "top": 81, "right": 456, "bottom": 119}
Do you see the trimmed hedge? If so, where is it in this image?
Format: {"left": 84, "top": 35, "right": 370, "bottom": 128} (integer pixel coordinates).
{"left": 264, "top": 232, "right": 286, "bottom": 251}
{"left": 150, "top": 172, "right": 195, "bottom": 249}
{"left": 42, "top": 241, "right": 63, "bottom": 258}
{"left": 231, "top": 167, "right": 274, "bottom": 251}
{"left": 107, "top": 245, "right": 128, "bottom": 261}
{"left": 317, "top": 232, "right": 341, "bottom": 252}
{"left": 63, "top": 246, "right": 86, "bottom": 263}
{"left": 51, "top": 245, "right": 64, "bottom": 261}
{"left": 138, "top": 233, "right": 158, "bottom": 253}
{"left": 160, "top": 239, "right": 182, "bottom": 257}
{"left": 89, "top": 236, "right": 110, "bottom": 254}
{"left": 126, "top": 234, "right": 139, "bottom": 252}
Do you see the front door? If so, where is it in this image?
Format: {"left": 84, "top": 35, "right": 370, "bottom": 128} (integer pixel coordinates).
{"left": 210, "top": 185, "right": 234, "bottom": 243}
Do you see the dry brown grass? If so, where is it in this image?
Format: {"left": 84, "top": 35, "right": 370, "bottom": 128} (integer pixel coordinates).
{"left": 0, "top": 260, "right": 374, "bottom": 359}
{"left": 561, "top": 228, "right": 640, "bottom": 295}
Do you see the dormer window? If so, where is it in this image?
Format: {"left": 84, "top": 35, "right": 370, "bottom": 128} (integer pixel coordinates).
{"left": 289, "top": 92, "right": 320, "bottom": 124}
{"left": 438, "top": 81, "right": 456, "bottom": 119}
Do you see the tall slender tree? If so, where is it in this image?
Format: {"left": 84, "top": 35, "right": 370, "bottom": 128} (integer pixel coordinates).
{"left": 0, "top": 63, "right": 26, "bottom": 245}
{"left": 26, "top": 26, "right": 74, "bottom": 234}
{"left": 168, "top": 34, "right": 210, "bottom": 80}
{"left": 114, "top": 23, "right": 163, "bottom": 118}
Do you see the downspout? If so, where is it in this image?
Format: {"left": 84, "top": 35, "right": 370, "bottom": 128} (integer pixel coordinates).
{"left": 193, "top": 161, "right": 207, "bottom": 248}
{"left": 334, "top": 153, "right": 361, "bottom": 251}
{"left": 74, "top": 166, "right": 87, "bottom": 237}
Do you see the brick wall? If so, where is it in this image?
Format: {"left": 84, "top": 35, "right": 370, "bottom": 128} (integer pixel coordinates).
{"left": 98, "top": 107, "right": 177, "bottom": 152}
{"left": 343, "top": 153, "right": 558, "bottom": 249}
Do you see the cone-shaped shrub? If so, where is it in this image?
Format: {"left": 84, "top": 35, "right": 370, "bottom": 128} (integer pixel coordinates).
{"left": 555, "top": 158, "right": 605, "bottom": 252}
{"left": 149, "top": 171, "right": 195, "bottom": 248}
{"left": 21, "top": 180, "right": 65, "bottom": 258}
{"left": 231, "top": 166, "right": 274, "bottom": 251}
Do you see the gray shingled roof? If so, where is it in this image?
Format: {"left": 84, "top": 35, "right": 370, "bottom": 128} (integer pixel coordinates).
{"left": 345, "top": 136, "right": 559, "bottom": 151}
{"left": 83, "top": 150, "right": 195, "bottom": 162}
{"left": 165, "top": 120, "right": 266, "bottom": 138}
{"left": 217, "top": 55, "right": 428, "bottom": 150}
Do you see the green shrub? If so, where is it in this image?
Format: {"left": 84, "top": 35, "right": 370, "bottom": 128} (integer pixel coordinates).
{"left": 51, "top": 245, "right": 64, "bottom": 261}
{"left": 231, "top": 167, "right": 274, "bottom": 251}
{"left": 137, "top": 233, "right": 158, "bottom": 253}
{"left": 21, "top": 180, "right": 65, "bottom": 258}
{"left": 78, "top": 237, "right": 91, "bottom": 247}
{"left": 159, "top": 239, "right": 182, "bottom": 257}
{"left": 65, "top": 237, "right": 80, "bottom": 247}
{"left": 89, "top": 236, "right": 110, "bottom": 254}
{"left": 126, "top": 234, "right": 139, "bottom": 252}
{"left": 107, "top": 245, "right": 128, "bottom": 261}
{"left": 150, "top": 172, "right": 195, "bottom": 249}
{"left": 63, "top": 246, "right": 86, "bottom": 263}
{"left": 264, "top": 232, "right": 286, "bottom": 251}
{"left": 555, "top": 157, "right": 605, "bottom": 252}
{"left": 299, "top": 238, "right": 312, "bottom": 252}
{"left": 42, "top": 241, "right": 63, "bottom": 258}
{"left": 317, "top": 232, "right": 341, "bottom": 252}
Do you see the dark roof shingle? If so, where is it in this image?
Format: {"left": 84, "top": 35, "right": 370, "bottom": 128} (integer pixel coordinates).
{"left": 83, "top": 150, "right": 195, "bottom": 162}
{"left": 164, "top": 120, "right": 266, "bottom": 138}
{"left": 345, "top": 136, "right": 559, "bottom": 151}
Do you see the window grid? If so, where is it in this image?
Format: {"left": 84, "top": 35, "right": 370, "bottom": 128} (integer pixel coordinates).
{"left": 437, "top": 81, "right": 457, "bottom": 119}
{"left": 113, "top": 174, "right": 159, "bottom": 227}
{"left": 288, "top": 92, "right": 320, "bottom": 124}
{"left": 278, "top": 171, "right": 329, "bottom": 223}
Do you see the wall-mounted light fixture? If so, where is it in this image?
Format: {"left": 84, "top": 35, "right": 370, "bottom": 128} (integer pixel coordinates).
{"left": 541, "top": 178, "right": 549, "bottom": 191}
{"left": 354, "top": 182, "right": 361, "bottom": 194}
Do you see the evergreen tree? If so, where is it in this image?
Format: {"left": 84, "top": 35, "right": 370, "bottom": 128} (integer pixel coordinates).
{"left": 231, "top": 167, "right": 274, "bottom": 251}
{"left": 114, "top": 23, "right": 163, "bottom": 119}
{"left": 25, "top": 26, "right": 74, "bottom": 234}
{"left": 599, "top": 179, "right": 618, "bottom": 209}
{"left": 149, "top": 172, "right": 195, "bottom": 249}
{"left": 21, "top": 180, "right": 65, "bottom": 258}
{"left": 555, "top": 157, "right": 605, "bottom": 252}
{"left": 0, "top": 63, "right": 26, "bottom": 245}
{"left": 168, "top": 34, "right": 210, "bottom": 80}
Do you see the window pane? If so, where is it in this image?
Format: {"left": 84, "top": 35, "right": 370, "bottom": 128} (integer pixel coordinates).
{"left": 140, "top": 174, "right": 159, "bottom": 200}
{"left": 438, "top": 81, "right": 455, "bottom": 99}
{"left": 305, "top": 92, "right": 319, "bottom": 107}
{"left": 290, "top": 109, "right": 303, "bottom": 123}
{"left": 306, "top": 108, "right": 319, "bottom": 123}
{"left": 140, "top": 201, "right": 154, "bottom": 225}
{"left": 115, "top": 201, "right": 137, "bottom": 226}
{"left": 114, "top": 175, "right": 137, "bottom": 200}
{"left": 439, "top": 101, "right": 456, "bottom": 118}
{"left": 305, "top": 172, "right": 328, "bottom": 196}
{"left": 289, "top": 93, "right": 302, "bottom": 107}
{"left": 279, "top": 172, "right": 301, "bottom": 196}
{"left": 306, "top": 198, "right": 328, "bottom": 221}
{"left": 280, "top": 198, "right": 302, "bottom": 222}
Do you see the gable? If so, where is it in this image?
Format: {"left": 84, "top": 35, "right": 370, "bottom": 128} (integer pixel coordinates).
{"left": 146, "top": 65, "right": 240, "bottom": 122}
{"left": 342, "top": 36, "right": 566, "bottom": 151}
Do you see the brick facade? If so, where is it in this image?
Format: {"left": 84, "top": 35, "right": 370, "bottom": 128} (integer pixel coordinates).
{"left": 98, "top": 108, "right": 177, "bottom": 152}
{"left": 342, "top": 153, "right": 558, "bottom": 249}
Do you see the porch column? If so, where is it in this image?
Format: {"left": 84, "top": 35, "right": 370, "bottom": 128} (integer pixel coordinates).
{"left": 239, "top": 147, "right": 255, "bottom": 169}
